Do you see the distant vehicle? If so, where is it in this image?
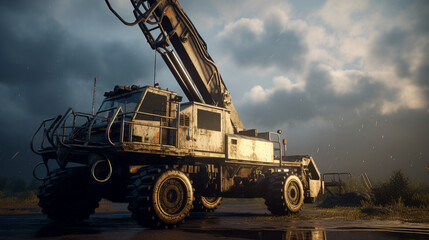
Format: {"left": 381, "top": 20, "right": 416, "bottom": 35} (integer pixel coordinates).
{"left": 31, "top": 0, "right": 323, "bottom": 228}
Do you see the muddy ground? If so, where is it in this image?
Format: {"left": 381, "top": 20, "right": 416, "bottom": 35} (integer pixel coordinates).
{"left": 0, "top": 198, "right": 428, "bottom": 240}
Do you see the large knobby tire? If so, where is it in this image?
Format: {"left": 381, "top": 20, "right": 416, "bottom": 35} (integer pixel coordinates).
{"left": 127, "top": 167, "right": 193, "bottom": 228}
{"left": 264, "top": 173, "right": 304, "bottom": 215}
{"left": 37, "top": 167, "right": 101, "bottom": 222}
{"left": 192, "top": 196, "right": 222, "bottom": 212}
{"left": 283, "top": 175, "right": 305, "bottom": 213}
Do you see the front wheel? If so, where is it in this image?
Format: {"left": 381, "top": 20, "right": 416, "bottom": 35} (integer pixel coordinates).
{"left": 283, "top": 175, "right": 304, "bottom": 213}
{"left": 37, "top": 167, "right": 101, "bottom": 222}
{"left": 128, "top": 167, "right": 194, "bottom": 228}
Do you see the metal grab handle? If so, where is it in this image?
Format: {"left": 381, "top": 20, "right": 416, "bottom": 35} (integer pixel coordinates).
{"left": 45, "top": 114, "right": 64, "bottom": 148}
{"left": 51, "top": 108, "right": 73, "bottom": 149}
{"left": 54, "top": 109, "right": 96, "bottom": 149}
{"left": 87, "top": 106, "right": 118, "bottom": 142}
{"left": 106, "top": 106, "right": 124, "bottom": 146}
{"left": 30, "top": 116, "right": 59, "bottom": 154}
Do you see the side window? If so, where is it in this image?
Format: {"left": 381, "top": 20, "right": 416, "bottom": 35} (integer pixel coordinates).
{"left": 197, "top": 109, "right": 221, "bottom": 131}
{"left": 136, "top": 92, "right": 167, "bottom": 121}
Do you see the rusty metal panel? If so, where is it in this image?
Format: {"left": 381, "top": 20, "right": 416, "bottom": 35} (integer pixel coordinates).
{"left": 178, "top": 102, "right": 232, "bottom": 154}
{"left": 226, "top": 134, "right": 274, "bottom": 163}
{"left": 309, "top": 179, "right": 322, "bottom": 198}
{"left": 192, "top": 103, "right": 225, "bottom": 153}
{"left": 132, "top": 121, "right": 161, "bottom": 144}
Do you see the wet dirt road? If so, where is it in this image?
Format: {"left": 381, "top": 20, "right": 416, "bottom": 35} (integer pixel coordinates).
{"left": 1, "top": 199, "right": 428, "bottom": 240}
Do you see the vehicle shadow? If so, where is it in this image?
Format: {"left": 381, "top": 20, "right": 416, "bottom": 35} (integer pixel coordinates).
{"left": 33, "top": 221, "right": 101, "bottom": 238}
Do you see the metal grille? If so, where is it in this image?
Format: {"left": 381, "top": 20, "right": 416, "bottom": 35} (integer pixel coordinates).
{"left": 180, "top": 114, "right": 190, "bottom": 127}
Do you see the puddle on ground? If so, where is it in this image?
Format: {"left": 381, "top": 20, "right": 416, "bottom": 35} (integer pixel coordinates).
{"left": 0, "top": 199, "right": 428, "bottom": 239}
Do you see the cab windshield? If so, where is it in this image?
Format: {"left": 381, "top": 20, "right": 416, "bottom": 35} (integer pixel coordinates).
{"left": 97, "top": 91, "right": 143, "bottom": 118}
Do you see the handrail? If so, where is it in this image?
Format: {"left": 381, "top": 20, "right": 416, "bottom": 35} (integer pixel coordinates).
{"left": 265, "top": 132, "right": 282, "bottom": 166}
{"left": 50, "top": 108, "right": 73, "bottom": 148}
{"left": 106, "top": 106, "right": 124, "bottom": 146}
{"left": 125, "top": 110, "right": 176, "bottom": 120}
{"left": 86, "top": 107, "right": 117, "bottom": 142}
{"left": 58, "top": 109, "right": 92, "bottom": 144}
{"left": 33, "top": 99, "right": 182, "bottom": 151}
{"left": 53, "top": 109, "right": 95, "bottom": 149}
{"left": 322, "top": 173, "right": 351, "bottom": 185}
{"left": 54, "top": 108, "right": 76, "bottom": 149}
{"left": 61, "top": 109, "right": 76, "bottom": 143}
{"left": 45, "top": 114, "right": 64, "bottom": 148}
{"left": 30, "top": 116, "right": 58, "bottom": 154}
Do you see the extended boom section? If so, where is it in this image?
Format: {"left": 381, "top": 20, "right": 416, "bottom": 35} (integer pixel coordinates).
{"left": 106, "top": 0, "right": 244, "bottom": 132}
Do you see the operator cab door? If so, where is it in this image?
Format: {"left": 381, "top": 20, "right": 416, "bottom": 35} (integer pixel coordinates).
{"left": 193, "top": 106, "right": 224, "bottom": 153}
{"left": 132, "top": 89, "right": 172, "bottom": 145}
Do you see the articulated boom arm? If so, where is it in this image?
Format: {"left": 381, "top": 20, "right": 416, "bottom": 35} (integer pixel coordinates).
{"left": 105, "top": 0, "right": 244, "bottom": 132}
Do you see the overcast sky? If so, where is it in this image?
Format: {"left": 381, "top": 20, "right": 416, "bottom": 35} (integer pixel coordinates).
{"left": 0, "top": 0, "right": 428, "bottom": 182}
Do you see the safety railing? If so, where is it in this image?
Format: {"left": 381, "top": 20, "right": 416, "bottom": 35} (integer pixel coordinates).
{"left": 269, "top": 133, "right": 282, "bottom": 165}
{"left": 31, "top": 115, "right": 61, "bottom": 154}
{"left": 31, "top": 108, "right": 93, "bottom": 153}
{"left": 322, "top": 172, "right": 351, "bottom": 196}
{"left": 58, "top": 110, "right": 93, "bottom": 145}
{"left": 33, "top": 100, "right": 181, "bottom": 152}
{"left": 103, "top": 101, "right": 181, "bottom": 147}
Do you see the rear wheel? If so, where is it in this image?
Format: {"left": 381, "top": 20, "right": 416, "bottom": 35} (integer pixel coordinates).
{"left": 264, "top": 173, "right": 304, "bottom": 215}
{"left": 128, "top": 167, "right": 193, "bottom": 228}
{"left": 193, "top": 196, "right": 222, "bottom": 212}
{"left": 37, "top": 167, "right": 101, "bottom": 222}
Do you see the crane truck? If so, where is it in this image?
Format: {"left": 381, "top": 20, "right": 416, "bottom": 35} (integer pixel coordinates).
{"left": 31, "top": 0, "right": 323, "bottom": 228}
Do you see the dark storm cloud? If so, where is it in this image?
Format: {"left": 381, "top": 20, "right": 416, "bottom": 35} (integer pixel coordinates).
{"left": 0, "top": 0, "right": 154, "bottom": 177}
{"left": 238, "top": 70, "right": 429, "bottom": 180}
{"left": 238, "top": 56, "right": 428, "bottom": 180}
{"left": 236, "top": 0, "right": 429, "bottom": 127}
{"left": 370, "top": 28, "right": 413, "bottom": 78}
{"left": 236, "top": 0, "right": 429, "bottom": 181}
{"left": 410, "top": 0, "right": 429, "bottom": 34}
{"left": 292, "top": 108, "right": 429, "bottom": 181}
{"left": 369, "top": 0, "right": 429, "bottom": 87}
{"left": 416, "top": 51, "right": 429, "bottom": 88}
{"left": 240, "top": 65, "right": 386, "bottom": 129}
{"left": 0, "top": 2, "right": 153, "bottom": 118}
{"left": 218, "top": 17, "right": 307, "bottom": 72}
{"left": 239, "top": 88, "right": 315, "bottom": 128}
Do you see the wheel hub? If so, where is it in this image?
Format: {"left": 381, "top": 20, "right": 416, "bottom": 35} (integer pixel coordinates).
{"left": 287, "top": 182, "right": 300, "bottom": 205}
{"left": 159, "top": 178, "right": 186, "bottom": 215}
